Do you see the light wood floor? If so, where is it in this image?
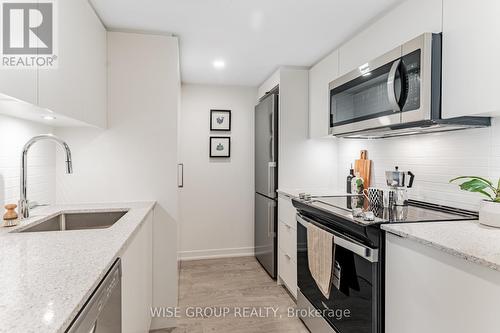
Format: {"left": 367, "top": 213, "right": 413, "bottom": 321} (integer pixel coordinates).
{"left": 152, "top": 256, "right": 309, "bottom": 333}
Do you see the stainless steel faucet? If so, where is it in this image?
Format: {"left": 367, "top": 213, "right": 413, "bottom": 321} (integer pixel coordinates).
{"left": 19, "top": 134, "right": 73, "bottom": 219}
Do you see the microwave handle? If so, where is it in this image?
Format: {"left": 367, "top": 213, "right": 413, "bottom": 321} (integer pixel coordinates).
{"left": 387, "top": 59, "right": 401, "bottom": 112}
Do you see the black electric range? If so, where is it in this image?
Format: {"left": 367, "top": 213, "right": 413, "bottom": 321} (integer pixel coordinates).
{"left": 292, "top": 195, "right": 478, "bottom": 333}
{"left": 292, "top": 195, "right": 478, "bottom": 248}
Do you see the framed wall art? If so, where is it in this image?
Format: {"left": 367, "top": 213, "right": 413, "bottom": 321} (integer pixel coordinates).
{"left": 209, "top": 137, "right": 231, "bottom": 158}
{"left": 210, "top": 109, "right": 231, "bottom": 131}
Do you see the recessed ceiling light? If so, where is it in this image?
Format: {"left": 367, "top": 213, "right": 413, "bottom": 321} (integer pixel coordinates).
{"left": 42, "top": 115, "right": 56, "bottom": 120}
{"left": 213, "top": 60, "right": 225, "bottom": 69}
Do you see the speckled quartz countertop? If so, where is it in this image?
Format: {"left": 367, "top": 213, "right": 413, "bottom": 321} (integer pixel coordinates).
{"left": 382, "top": 220, "right": 500, "bottom": 272}
{"left": 0, "top": 201, "right": 155, "bottom": 333}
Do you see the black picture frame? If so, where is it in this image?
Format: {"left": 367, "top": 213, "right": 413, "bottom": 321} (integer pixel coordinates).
{"left": 210, "top": 109, "right": 231, "bottom": 131}
{"left": 209, "top": 137, "right": 231, "bottom": 158}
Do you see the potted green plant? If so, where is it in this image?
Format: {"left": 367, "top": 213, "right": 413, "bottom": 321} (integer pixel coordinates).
{"left": 450, "top": 176, "right": 500, "bottom": 227}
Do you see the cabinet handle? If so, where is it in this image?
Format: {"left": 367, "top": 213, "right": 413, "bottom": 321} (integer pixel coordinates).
{"left": 177, "top": 163, "right": 184, "bottom": 188}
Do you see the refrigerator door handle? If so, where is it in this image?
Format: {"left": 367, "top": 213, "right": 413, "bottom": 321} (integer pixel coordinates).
{"left": 267, "top": 200, "right": 275, "bottom": 238}
{"left": 271, "top": 110, "right": 275, "bottom": 161}
{"left": 267, "top": 162, "right": 277, "bottom": 197}
{"left": 270, "top": 137, "right": 274, "bottom": 160}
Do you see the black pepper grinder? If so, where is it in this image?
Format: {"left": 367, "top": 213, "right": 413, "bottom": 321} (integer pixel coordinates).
{"left": 346, "top": 165, "right": 355, "bottom": 209}
{"left": 346, "top": 165, "right": 355, "bottom": 194}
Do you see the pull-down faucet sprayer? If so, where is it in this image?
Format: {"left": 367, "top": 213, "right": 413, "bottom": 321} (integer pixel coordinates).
{"left": 19, "top": 134, "right": 73, "bottom": 219}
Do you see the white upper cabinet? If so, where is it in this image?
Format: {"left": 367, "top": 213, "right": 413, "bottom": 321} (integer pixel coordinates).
{"left": 38, "top": 0, "right": 107, "bottom": 128}
{"left": 338, "top": 0, "right": 442, "bottom": 76}
{"left": 442, "top": 0, "right": 500, "bottom": 118}
{"left": 309, "top": 50, "right": 338, "bottom": 138}
{"left": 308, "top": 0, "right": 442, "bottom": 137}
{"left": 0, "top": 70, "right": 37, "bottom": 105}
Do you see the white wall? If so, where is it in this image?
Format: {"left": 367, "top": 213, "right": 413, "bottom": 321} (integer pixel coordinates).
{"left": 0, "top": 115, "right": 55, "bottom": 209}
{"left": 178, "top": 84, "right": 256, "bottom": 260}
{"left": 55, "top": 32, "right": 180, "bottom": 329}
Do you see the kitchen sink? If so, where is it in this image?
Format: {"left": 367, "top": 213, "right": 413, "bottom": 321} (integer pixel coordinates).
{"left": 17, "top": 211, "right": 128, "bottom": 233}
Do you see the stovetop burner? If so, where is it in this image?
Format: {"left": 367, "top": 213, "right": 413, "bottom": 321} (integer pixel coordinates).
{"left": 295, "top": 195, "right": 478, "bottom": 226}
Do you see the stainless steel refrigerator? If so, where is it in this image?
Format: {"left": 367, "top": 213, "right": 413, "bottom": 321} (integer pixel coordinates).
{"left": 254, "top": 90, "right": 278, "bottom": 278}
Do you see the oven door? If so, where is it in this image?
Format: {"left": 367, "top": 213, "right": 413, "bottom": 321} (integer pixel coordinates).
{"left": 297, "top": 214, "right": 380, "bottom": 333}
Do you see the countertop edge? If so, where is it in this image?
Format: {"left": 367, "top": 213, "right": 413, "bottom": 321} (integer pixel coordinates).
{"left": 382, "top": 225, "right": 500, "bottom": 272}
{"left": 58, "top": 201, "right": 156, "bottom": 333}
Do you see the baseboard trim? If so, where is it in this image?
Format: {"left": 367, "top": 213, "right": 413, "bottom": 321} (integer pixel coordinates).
{"left": 150, "top": 316, "right": 177, "bottom": 331}
{"left": 179, "top": 246, "right": 254, "bottom": 261}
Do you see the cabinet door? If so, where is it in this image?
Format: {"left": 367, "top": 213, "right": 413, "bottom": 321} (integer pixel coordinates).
{"left": 38, "top": 0, "right": 107, "bottom": 127}
{"left": 386, "top": 233, "right": 500, "bottom": 333}
{"left": 122, "top": 212, "right": 153, "bottom": 333}
{"left": 442, "top": 0, "right": 500, "bottom": 117}
{"left": 338, "top": 0, "right": 442, "bottom": 76}
{"left": 0, "top": 70, "right": 37, "bottom": 105}
{"left": 309, "top": 50, "right": 339, "bottom": 138}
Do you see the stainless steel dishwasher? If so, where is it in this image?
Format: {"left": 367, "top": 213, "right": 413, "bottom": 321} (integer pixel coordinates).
{"left": 66, "top": 259, "right": 122, "bottom": 333}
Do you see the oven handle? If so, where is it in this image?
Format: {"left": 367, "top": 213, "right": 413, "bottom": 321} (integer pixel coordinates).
{"left": 297, "top": 214, "right": 379, "bottom": 263}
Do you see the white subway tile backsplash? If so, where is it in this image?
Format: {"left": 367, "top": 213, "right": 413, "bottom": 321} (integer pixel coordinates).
{"left": 337, "top": 118, "right": 500, "bottom": 211}
{"left": 0, "top": 115, "right": 55, "bottom": 210}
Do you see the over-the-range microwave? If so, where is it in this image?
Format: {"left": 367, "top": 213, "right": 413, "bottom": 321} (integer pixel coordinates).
{"left": 329, "top": 33, "right": 490, "bottom": 138}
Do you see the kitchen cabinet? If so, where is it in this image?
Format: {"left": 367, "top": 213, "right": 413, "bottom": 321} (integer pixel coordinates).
{"left": 37, "top": 0, "right": 107, "bottom": 128}
{"left": 442, "top": 0, "right": 500, "bottom": 118}
{"left": 277, "top": 194, "right": 297, "bottom": 298}
{"left": 0, "top": 0, "right": 106, "bottom": 127}
{"left": 385, "top": 233, "right": 500, "bottom": 333}
{"left": 0, "top": 70, "right": 37, "bottom": 105}
{"left": 338, "top": 0, "right": 442, "bottom": 76}
{"left": 308, "top": 50, "right": 339, "bottom": 138}
{"left": 121, "top": 212, "right": 153, "bottom": 333}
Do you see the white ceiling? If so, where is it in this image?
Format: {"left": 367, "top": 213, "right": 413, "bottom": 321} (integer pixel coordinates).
{"left": 90, "top": 0, "right": 403, "bottom": 86}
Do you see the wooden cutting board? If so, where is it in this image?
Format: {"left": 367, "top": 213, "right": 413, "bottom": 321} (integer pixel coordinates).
{"left": 354, "top": 150, "right": 371, "bottom": 189}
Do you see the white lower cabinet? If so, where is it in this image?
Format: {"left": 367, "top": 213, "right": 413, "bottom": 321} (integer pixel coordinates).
{"left": 121, "top": 212, "right": 153, "bottom": 333}
{"left": 278, "top": 249, "right": 297, "bottom": 298}
{"left": 386, "top": 233, "right": 500, "bottom": 333}
{"left": 278, "top": 221, "right": 296, "bottom": 262}
{"left": 278, "top": 195, "right": 297, "bottom": 298}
